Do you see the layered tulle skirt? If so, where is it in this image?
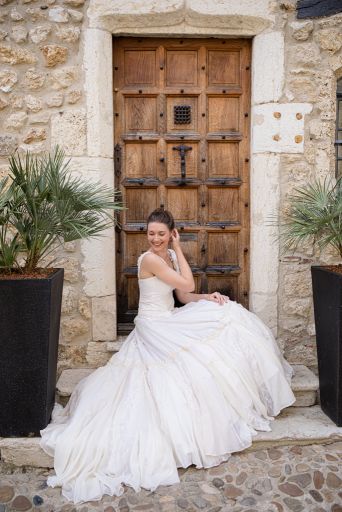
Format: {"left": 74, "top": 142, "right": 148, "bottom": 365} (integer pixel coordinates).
{"left": 40, "top": 299, "right": 295, "bottom": 504}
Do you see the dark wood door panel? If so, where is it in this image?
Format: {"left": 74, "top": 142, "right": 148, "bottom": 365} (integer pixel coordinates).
{"left": 114, "top": 37, "right": 251, "bottom": 325}
{"left": 207, "top": 50, "right": 241, "bottom": 87}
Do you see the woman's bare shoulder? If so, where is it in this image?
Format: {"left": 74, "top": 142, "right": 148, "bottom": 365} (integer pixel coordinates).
{"left": 140, "top": 251, "right": 162, "bottom": 267}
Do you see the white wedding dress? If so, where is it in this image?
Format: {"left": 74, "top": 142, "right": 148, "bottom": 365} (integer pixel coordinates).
{"left": 40, "top": 249, "right": 296, "bottom": 504}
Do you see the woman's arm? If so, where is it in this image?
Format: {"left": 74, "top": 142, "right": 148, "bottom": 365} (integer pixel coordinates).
{"left": 171, "top": 236, "right": 229, "bottom": 305}
{"left": 141, "top": 253, "right": 195, "bottom": 292}
{"left": 175, "top": 289, "right": 229, "bottom": 305}
{"left": 175, "top": 290, "right": 209, "bottom": 304}
{"left": 140, "top": 230, "right": 195, "bottom": 292}
{"left": 171, "top": 235, "right": 195, "bottom": 291}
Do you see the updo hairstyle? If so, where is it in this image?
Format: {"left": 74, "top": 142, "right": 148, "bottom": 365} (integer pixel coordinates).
{"left": 147, "top": 208, "right": 175, "bottom": 231}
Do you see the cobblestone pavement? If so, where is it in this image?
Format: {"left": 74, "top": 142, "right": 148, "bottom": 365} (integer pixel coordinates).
{"left": 0, "top": 443, "right": 341, "bottom": 512}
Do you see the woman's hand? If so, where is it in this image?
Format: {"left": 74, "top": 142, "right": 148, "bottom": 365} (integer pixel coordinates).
{"left": 207, "top": 291, "right": 229, "bottom": 305}
{"left": 170, "top": 228, "right": 181, "bottom": 249}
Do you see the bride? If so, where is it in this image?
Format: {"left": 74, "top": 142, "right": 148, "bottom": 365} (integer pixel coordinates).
{"left": 40, "top": 208, "right": 296, "bottom": 504}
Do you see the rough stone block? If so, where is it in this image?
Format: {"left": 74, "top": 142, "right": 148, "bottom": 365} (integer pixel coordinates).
{"left": 0, "top": 96, "right": 8, "bottom": 110}
{"left": 286, "top": 76, "right": 319, "bottom": 103}
{"left": 86, "top": 341, "right": 111, "bottom": 366}
{"left": 92, "top": 296, "right": 116, "bottom": 341}
{"left": 290, "top": 20, "right": 313, "bottom": 41}
{"left": 0, "top": 134, "right": 18, "bottom": 156}
{"left": 0, "top": 69, "right": 17, "bottom": 92}
{"left": 40, "top": 44, "right": 68, "bottom": 67}
{"left": 23, "top": 68, "right": 45, "bottom": 90}
{"left": 4, "top": 111, "right": 28, "bottom": 131}
{"left": 0, "top": 438, "right": 53, "bottom": 468}
{"left": 23, "top": 128, "right": 47, "bottom": 144}
{"left": 46, "top": 92, "right": 63, "bottom": 108}
{"left": 56, "top": 26, "right": 81, "bottom": 43}
{"left": 314, "top": 29, "right": 342, "bottom": 54}
{"left": 51, "top": 109, "right": 86, "bottom": 156}
{"left": 0, "top": 44, "right": 36, "bottom": 64}
{"left": 10, "top": 25, "right": 27, "bottom": 43}
{"left": 68, "top": 8, "right": 83, "bottom": 22}
{"left": 29, "top": 25, "right": 51, "bottom": 44}
{"left": 50, "top": 66, "right": 78, "bottom": 90}
{"left": 10, "top": 8, "right": 24, "bottom": 21}
{"left": 288, "top": 42, "right": 320, "bottom": 67}
{"left": 48, "top": 6, "right": 69, "bottom": 23}
{"left": 60, "top": 316, "right": 89, "bottom": 342}
{"left": 284, "top": 271, "right": 312, "bottom": 298}
{"left": 24, "top": 94, "right": 43, "bottom": 112}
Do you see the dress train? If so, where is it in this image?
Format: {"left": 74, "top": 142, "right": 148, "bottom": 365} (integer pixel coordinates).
{"left": 40, "top": 250, "right": 295, "bottom": 504}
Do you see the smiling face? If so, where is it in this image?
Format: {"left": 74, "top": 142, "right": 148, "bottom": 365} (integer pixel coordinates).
{"left": 147, "top": 222, "right": 171, "bottom": 254}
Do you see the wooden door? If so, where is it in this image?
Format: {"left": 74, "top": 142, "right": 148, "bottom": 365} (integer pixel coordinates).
{"left": 113, "top": 37, "right": 251, "bottom": 329}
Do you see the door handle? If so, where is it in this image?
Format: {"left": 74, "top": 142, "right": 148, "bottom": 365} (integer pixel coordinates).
{"left": 173, "top": 144, "right": 192, "bottom": 181}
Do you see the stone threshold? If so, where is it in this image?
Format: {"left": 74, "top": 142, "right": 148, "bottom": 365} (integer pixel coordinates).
{"left": 0, "top": 406, "right": 341, "bottom": 469}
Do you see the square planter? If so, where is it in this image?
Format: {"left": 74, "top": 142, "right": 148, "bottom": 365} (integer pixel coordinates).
{"left": 311, "top": 266, "right": 342, "bottom": 426}
{"left": 0, "top": 268, "right": 64, "bottom": 436}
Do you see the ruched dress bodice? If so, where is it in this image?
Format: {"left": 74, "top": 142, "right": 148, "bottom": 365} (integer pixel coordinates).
{"left": 136, "top": 250, "right": 179, "bottom": 319}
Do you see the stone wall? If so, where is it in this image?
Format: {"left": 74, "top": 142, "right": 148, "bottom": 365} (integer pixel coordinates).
{"left": 0, "top": 0, "right": 93, "bottom": 374}
{"left": 1, "top": 0, "right": 342, "bottom": 375}
{"left": 276, "top": 2, "right": 342, "bottom": 371}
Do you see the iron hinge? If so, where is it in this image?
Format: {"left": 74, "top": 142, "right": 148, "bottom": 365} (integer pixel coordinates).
{"left": 114, "top": 144, "right": 122, "bottom": 177}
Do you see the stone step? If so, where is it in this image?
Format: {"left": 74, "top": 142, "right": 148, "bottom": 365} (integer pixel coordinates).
{"left": 56, "top": 364, "right": 319, "bottom": 408}
{"left": 106, "top": 337, "right": 125, "bottom": 352}
{"left": 289, "top": 364, "right": 318, "bottom": 407}
{"left": 244, "top": 405, "right": 342, "bottom": 451}
{"left": 56, "top": 367, "right": 94, "bottom": 405}
{"left": 107, "top": 334, "right": 127, "bottom": 352}
{"left": 0, "top": 406, "right": 341, "bottom": 469}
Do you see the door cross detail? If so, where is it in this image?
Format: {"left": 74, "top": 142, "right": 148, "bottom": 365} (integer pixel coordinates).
{"left": 172, "top": 144, "right": 192, "bottom": 180}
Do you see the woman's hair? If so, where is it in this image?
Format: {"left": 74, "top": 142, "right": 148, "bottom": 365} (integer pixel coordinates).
{"left": 147, "top": 208, "right": 175, "bottom": 231}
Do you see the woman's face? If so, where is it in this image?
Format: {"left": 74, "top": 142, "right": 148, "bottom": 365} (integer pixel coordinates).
{"left": 147, "top": 222, "right": 171, "bottom": 253}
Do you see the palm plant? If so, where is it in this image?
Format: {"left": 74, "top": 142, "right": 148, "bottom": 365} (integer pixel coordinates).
{"left": 0, "top": 146, "right": 124, "bottom": 436}
{"left": 0, "top": 146, "right": 123, "bottom": 273}
{"left": 277, "top": 175, "right": 342, "bottom": 426}
{"left": 278, "top": 176, "right": 342, "bottom": 261}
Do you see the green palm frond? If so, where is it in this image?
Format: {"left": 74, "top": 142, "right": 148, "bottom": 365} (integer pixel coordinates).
{"left": 0, "top": 146, "right": 124, "bottom": 272}
{"left": 0, "top": 234, "right": 21, "bottom": 270}
{"left": 276, "top": 176, "right": 342, "bottom": 259}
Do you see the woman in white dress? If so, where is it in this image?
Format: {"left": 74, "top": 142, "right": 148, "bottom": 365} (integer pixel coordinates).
{"left": 40, "top": 208, "right": 296, "bottom": 505}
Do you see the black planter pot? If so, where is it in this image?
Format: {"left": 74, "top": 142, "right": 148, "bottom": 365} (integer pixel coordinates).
{"left": 0, "top": 268, "right": 64, "bottom": 437}
{"left": 311, "top": 266, "right": 342, "bottom": 427}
